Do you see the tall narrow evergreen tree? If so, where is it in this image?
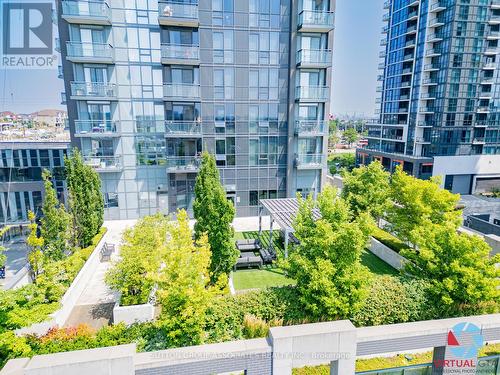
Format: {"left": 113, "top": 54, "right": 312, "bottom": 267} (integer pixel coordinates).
{"left": 40, "top": 170, "right": 70, "bottom": 260}
{"left": 65, "top": 148, "right": 104, "bottom": 247}
{"left": 193, "top": 152, "right": 237, "bottom": 283}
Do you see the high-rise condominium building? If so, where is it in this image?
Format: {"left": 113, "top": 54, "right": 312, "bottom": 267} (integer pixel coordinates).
{"left": 358, "top": 0, "right": 500, "bottom": 194}
{"left": 56, "top": 0, "right": 335, "bottom": 220}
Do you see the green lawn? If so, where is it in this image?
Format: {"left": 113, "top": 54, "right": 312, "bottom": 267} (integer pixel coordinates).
{"left": 360, "top": 249, "right": 399, "bottom": 276}
{"left": 232, "top": 268, "right": 296, "bottom": 290}
{"left": 234, "top": 230, "right": 285, "bottom": 257}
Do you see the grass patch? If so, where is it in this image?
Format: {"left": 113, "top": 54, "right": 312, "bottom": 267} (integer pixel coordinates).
{"left": 292, "top": 343, "right": 500, "bottom": 374}
{"left": 361, "top": 249, "right": 398, "bottom": 276}
{"left": 371, "top": 226, "right": 410, "bottom": 254}
{"left": 232, "top": 268, "right": 295, "bottom": 290}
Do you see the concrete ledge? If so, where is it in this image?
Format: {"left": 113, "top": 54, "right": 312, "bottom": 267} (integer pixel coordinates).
{"left": 3, "top": 265, "right": 31, "bottom": 291}
{"left": 368, "top": 237, "right": 408, "bottom": 270}
{"left": 112, "top": 301, "right": 155, "bottom": 325}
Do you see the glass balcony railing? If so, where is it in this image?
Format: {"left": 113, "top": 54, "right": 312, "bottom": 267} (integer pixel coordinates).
{"left": 163, "top": 83, "right": 200, "bottom": 99}
{"left": 61, "top": 1, "right": 110, "bottom": 21}
{"left": 165, "top": 121, "right": 202, "bottom": 136}
{"left": 166, "top": 156, "right": 201, "bottom": 171}
{"left": 295, "top": 86, "right": 329, "bottom": 101}
{"left": 83, "top": 156, "right": 122, "bottom": 171}
{"left": 71, "top": 82, "right": 117, "bottom": 98}
{"left": 295, "top": 120, "right": 327, "bottom": 135}
{"left": 298, "top": 10, "right": 335, "bottom": 30}
{"left": 295, "top": 154, "right": 325, "bottom": 168}
{"left": 161, "top": 44, "right": 199, "bottom": 61}
{"left": 75, "top": 120, "right": 118, "bottom": 134}
{"left": 158, "top": 1, "right": 198, "bottom": 23}
{"left": 296, "top": 49, "right": 332, "bottom": 66}
{"left": 66, "top": 41, "right": 113, "bottom": 61}
{"left": 61, "top": 92, "right": 67, "bottom": 105}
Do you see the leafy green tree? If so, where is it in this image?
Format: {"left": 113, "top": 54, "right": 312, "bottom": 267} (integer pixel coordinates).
{"left": 40, "top": 170, "right": 70, "bottom": 260}
{"left": 154, "top": 209, "right": 219, "bottom": 347}
{"left": 26, "top": 211, "right": 44, "bottom": 282}
{"left": 328, "top": 118, "right": 340, "bottom": 147}
{"left": 402, "top": 221, "right": 500, "bottom": 314}
{"left": 387, "top": 167, "right": 461, "bottom": 244}
{"left": 106, "top": 214, "right": 168, "bottom": 306}
{"left": 342, "top": 128, "right": 360, "bottom": 148}
{"left": 65, "top": 148, "right": 104, "bottom": 247}
{"left": 193, "top": 152, "right": 237, "bottom": 283}
{"left": 283, "top": 187, "right": 372, "bottom": 319}
{"left": 328, "top": 153, "right": 355, "bottom": 175}
{"left": 342, "top": 161, "right": 390, "bottom": 223}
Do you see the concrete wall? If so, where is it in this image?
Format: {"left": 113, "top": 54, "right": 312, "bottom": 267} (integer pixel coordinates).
{"left": 112, "top": 301, "right": 155, "bottom": 326}
{"left": 15, "top": 232, "right": 108, "bottom": 336}
{"left": 465, "top": 215, "right": 500, "bottom": 236}
{"left": 325, "top": 174, "right": 344, "bottom": 190}
{"left": 484, "top": 234, "right": 500, "bottom": 257}
{"left": 4, "top": 314, "right": 500, "bottom": 375}
{"left": 3, "top": 265, "right": 31, "bottom": 291}
{"left": 368, "top": 237, "right": 407, "bottom": 271}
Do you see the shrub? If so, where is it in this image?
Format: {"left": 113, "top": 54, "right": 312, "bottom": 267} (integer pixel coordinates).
{"left": 371, "top": 226, "right": 410, "bottom": 254}
{"left": 242, "top": 314, "right": 270, "bottom": 339}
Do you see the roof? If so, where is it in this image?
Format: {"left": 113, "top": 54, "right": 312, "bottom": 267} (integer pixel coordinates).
{"left": 260, "top": 198, "right": 321, "bottom": 232}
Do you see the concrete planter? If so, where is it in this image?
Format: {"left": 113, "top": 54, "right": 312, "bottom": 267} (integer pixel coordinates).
{"left": 369, "top": 237, "right": 408, "bottom": 271}
{"left": 112, "top": 299, "right": 156, "bottom": 326}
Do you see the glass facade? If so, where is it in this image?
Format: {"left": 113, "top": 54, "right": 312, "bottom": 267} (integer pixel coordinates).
{"left": 58, "top": 0, "right": 335, "bottom": 219}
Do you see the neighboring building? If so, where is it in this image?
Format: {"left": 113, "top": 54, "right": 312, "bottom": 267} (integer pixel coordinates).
{"left": 56, "top": 0, "right": 335, "bottom": 219}
{"left": 358, "top": 0, "right": 500, "bottom": 194}
{"left": 0, "top": 141, "right": 69, "bottom": 226}
{"left": 30, "top": 110, "right": 68, "bottom": 128}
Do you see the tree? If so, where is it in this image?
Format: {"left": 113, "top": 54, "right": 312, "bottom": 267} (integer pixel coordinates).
{"left": 26, "top": 211, "right": 44, "bottom": 282}
{"left": 328, "top": 153, "right": 355, "bottom": 175}
{"left": 342, "top": 161, "right": 391, "bottom": 223}
{"left": 387, "top": 166, "right": 461, "bottom": 244}
{"left": 40, "top": 170, "right": 70, "bottom": 260}
{"left": 283, "top": 187, "right": 372, "bottom": 319}
{"left": 342, "top": 128, "right": 360, "bottom": 148}
{"left": 106, "top": 214, "right": 168, "bottom": 306}
{"left": 65, "top": 148, "right": 104, "bottom": 247}
{"left": 154, "top": 209, "right": 219, "bottom": 347}
{"left": 401, "top": 221, "right": 500, "bottom": 314}
{"left": 193, "top": 152, "right": 238, "bottom": 283}
{"left": 328, "top": 118, "right": 340, "bottom": 148}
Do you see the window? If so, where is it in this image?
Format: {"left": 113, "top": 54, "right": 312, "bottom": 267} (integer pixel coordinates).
{"left": 249, "top": 191, "right": 258, "bottom": 206}
{"left": 105, "top": 193, "right": 119, "bottom": 208}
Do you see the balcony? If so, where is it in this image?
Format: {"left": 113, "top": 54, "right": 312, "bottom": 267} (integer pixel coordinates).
{"left": 407, "top": 10, "right": 418, "bottom": 21}
{"left": 158, "top": 1, "right": 199, "bottom": 27}
{"left": 296, "top": 49, "right": 332, "bottom": 68}
{"left": 422, "top": 78, "right": 438, "bottom": 85}
{"left": 406, "top": 25, "right": 418, "bottom": 34}
{"left": 83, "top": 156, "right": 122, "bottom": 172}
{"left": 483, "top": 61, "right": 496, "bottom": 69}
{"left": 163, "top": 83, "right": 200, "bottom": 100}
{"left": 74, "top": 120, "right": 119, "bottom": 137}
{"left": 419, "top": 107, "right": 435, "bottom": 114}
{"left": 487, "top": 30, "right": 500, "bottom": 39}
{"left": 381, "top": 38, "right": 388, "bottom": 46}
{"left": 161, "top": 44, "right": 199, "bottom": 65}
{"left": 481, "top": 76, "right": 495, "bottom": 84}
{"left": 295, "top": 154, "right": 325, "bottom": 169}
{"left": 66, "top": 42, "right": 114, "bottom": 64}
{"left": 429, "top": 1, "right": 446, "bottom": 12}
{"left": 165, "top": 121, "right": 202, "bottom": 137}
{"left": 295, "top": 120, "right": 327, "bottom": 136}
{"left": 489, "top": 14, "right": 500, "bottom": 24}
{"left": 295, "top": 86, "right": 329, "bottom": 102}
{"left": 61, "top": 1, "right": 111, "bottom": 25}
{"left": 492, "top": 0, "right": 500, "bottom": 9}
{"left": 297, "top": 10, "right": 335, "bottom": 33}
{"left": 61, "top": 92, "right": 67, "bottom": 105}
{"left": 423, "top": 63, "right": 440, "bottom": 71}
{"left": 166, "top": 156, "right": 201, "bottom": 172}
{"left": 382, "top": 25, "right": 389, "bottom": 33}
{"left": 428, "top": 17, "right": 445, "bottom": 27}
{"left": 383, "top": 13, "right": 390, "bottom": 22}
{"left": 473, "top": 137, "right": 486, "bottom": 144}
{"left": 421, "top": 92, "right": 436, "bottom": 99}
{"left": 383, "top": 0, "right": 390, "bottom": 9}
{"left": 477, "top": 106, "right": 491, "bottom": 113}
{"left": 427, "top": 32, "right": 444, "bottom": 42}
{"left": 415, "top": 137, "right": 431, "bottom": 144}
{"left": 70, "top": 82, "right": 117, "bottom": 100}
{"left": 484, "top": 46, "right": 498, "bottom": 55}
{"left": 425, "top": 48, "right": 442, "bottom": 57}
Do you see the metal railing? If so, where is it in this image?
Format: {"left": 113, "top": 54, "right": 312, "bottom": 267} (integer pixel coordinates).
{"left": 61, "top": 0, "right": 110, "bottom": 18}
{"left": 298, "top": 10, "right": 335, "bottom": 28}
{"left": 83, "top": 156, "right": 121, "bottom": 170}
{"left": 70, "top": 82, "right": 117, "bottom": 97}
{"left": 161, "top": 44, "right": 199, "bottom": 61}
{"left": 75, "top": 120, "right": 117, "bottom": 134}
{"left": 295, "top": 86, "right": 329, "bottom": 100}
{"left": 66, "top": 41, "right": 113, "bottom": 59}
{"left": 165, "top": 156, "right": 201, "bottom": 170}
{"left": 163, "top": 83, "right": 200, "bottom": 98}
{"left": 165, "top": 121, "right": 202, "bottom": 135}
{"left": 158, "top": 1, "right": 198, "bottom": 20}
{"left": 296, "top": 49, "right": 332, "bottom": 65}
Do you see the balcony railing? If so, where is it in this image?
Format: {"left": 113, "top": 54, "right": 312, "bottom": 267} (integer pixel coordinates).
{"left": 75, "top": 120, "right": 118, "bottom": 135}
{"left": 66, "top": 41, "right": 113, "bottom": 61}
{"left": 163, "top": 83, "right": 200, "bottom": 99}
{"left": 158, "top": 1, "right": 199, "bottom": 25}
{"left": 295, "top": 154, "right": 325, "bottom": 169}
{"left": 166, "top": 156, "right": 201, "bottom": 171}
{"left": 83, "top": 156, "right": 122, "bottom": 171}
{"left": 61, "top": 1, "right": 111, "bottom": 23}
{"left": 296, "top": 49, "right": 332, "bottom": 66}
{"left": 165, "top": 121, "right": 202, "bottom": 136}
{"left": 61, "top": 92, "right": 67, "bottom": 105}
{"left": 161, "top": 44, "right": 199, "bottom": 62}
{"left": 295, "top": 86, "right": 329, "bottom": 101}
{"left": 298, "top": 10, "right": 335, "bottom": 31}
{"left": 295, "top": 120, "right": 327, "bottom": 136}
{"left": 71, "top": 82, "right": 117, "bottom": 98}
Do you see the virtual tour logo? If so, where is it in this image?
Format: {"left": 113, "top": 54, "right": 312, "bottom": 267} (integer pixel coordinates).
{"left": 1, "top": 0, "right": 57, "bottom": 69}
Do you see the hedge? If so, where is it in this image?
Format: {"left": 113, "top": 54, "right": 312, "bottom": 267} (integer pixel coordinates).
{"left": 371, "top": 226, "right": 410, "bottom": 254}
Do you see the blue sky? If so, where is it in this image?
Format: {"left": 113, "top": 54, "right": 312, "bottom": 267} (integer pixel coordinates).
{"left": 0, "top": 0, "right": 384, "bottom": 116}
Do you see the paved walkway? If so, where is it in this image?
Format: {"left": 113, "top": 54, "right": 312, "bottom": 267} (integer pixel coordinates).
{"left": 0, "top": 238, "right": 29, "bottom": 289}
